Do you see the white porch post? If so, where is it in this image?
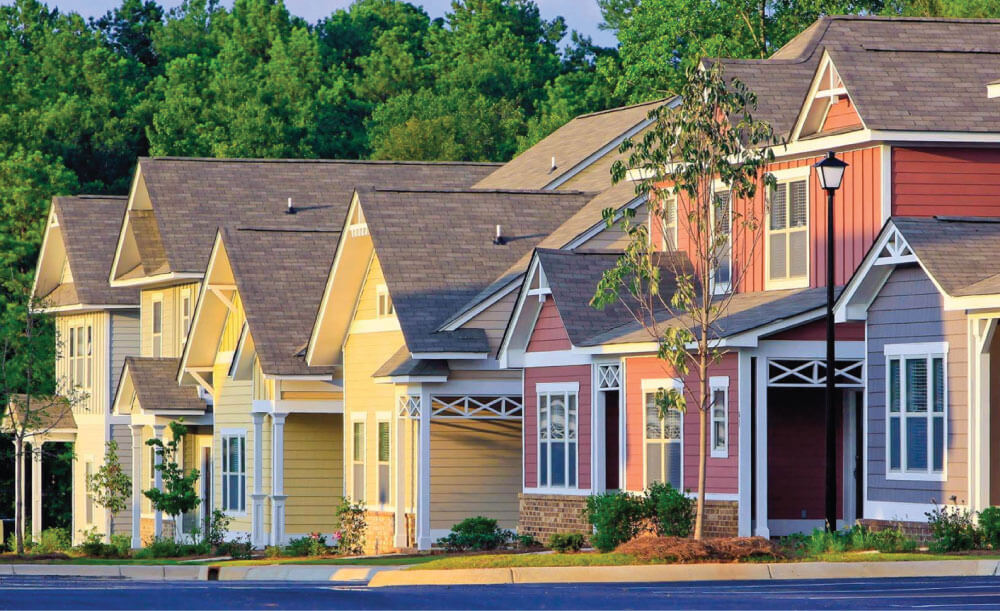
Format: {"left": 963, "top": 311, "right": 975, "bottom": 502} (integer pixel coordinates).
{"left": 13, "top": 439, "right": 22, "bottom": 540}
{"left": 393, "top": 402, "right": 408, "bottom": 549}
{"left": 270, "top": 413, "right": 287, "bottom": 546}
{"left": 737, "top": 351, "right": 753, "bottom": 537}
{"left": 31, "top": 442, "right": 42, "bottom": 540}
{"left": 130, "top": 425, "right": 143, "bottom": 548}
{"left": 152, "top": 424, "right": 165, "bottom": 539}
{"left": 416, "top": 386, "right": 431, "bottom": 550}
{"left": 251, "top": 413, "right": 267, "bottom": 548}
{"left": 753, "top": 356, "right": 769, "bottom": 538}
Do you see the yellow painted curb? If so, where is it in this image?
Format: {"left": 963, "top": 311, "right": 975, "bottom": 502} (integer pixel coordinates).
{"left": 769, "top": 560, "right": 1000, "bottom": 580}
{"left": 511, "top": 563, "right": 771, "bottom": 584}
{"left": 368, "top": 568, "right": 513, "bottom": 587}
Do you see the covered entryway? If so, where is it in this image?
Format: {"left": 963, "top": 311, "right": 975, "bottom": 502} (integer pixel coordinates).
{"left": 594, "top": 363, "right": 623, "bottom": 493}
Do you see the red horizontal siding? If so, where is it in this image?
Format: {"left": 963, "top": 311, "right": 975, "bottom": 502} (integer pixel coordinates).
{"left": 623, "top": 353, "right": 739, "bottom": 494}
{"left": 893, "top": 147, "right": 1000, "bottom": 216}
{"left": 522, "top": 365, "right": 592, "bottom": 490}
{"left": 526, "top": 298, "right": 572, "bottom": 352}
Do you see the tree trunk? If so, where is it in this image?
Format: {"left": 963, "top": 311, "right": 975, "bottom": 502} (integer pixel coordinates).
{"left": 694, "top": 345, "right": 709, "bottom": 540}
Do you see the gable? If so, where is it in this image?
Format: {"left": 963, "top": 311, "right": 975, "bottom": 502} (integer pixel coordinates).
{"left": 794, "top": 54, "right": 865, "bottom": 141}
{"left": 32, "top": 207, "right": 69, "bottom": 305}
{"left": 526, "top": 298, "right": 572, "bottom": 352}
{"left": 820, "top": 96, "right": 862, "bottom": 133}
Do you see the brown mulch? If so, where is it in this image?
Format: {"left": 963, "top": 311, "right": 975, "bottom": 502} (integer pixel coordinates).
{"left": 0, "top": 553, "right": 71, "bottom": 561}
{"left": 615, "top": 535, "right": 783, "bottom": 563}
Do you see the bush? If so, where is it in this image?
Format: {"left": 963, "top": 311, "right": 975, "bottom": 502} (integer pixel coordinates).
{"left": 927, "top": 500, "right": 979, "bottom": 552}
{"left": 849, "top": 525, "right": 917, "bottom": 553}
{"left": 437, "top": 516, "right": 514, "bottom": 552}
{"left": 285, "top": 533, "right": 329, "bottom": 557}
{"left": 110, "top": 534, "right": 132, "bottom": 558}
{"left": 133, "top": 536, "right": 211, "bottom": 559}
{"left": 980, "top": 506, "right": 1000, "bottom": 550}
{"left": 516, "top": 534, "right": 540, "bottom": 549}
{"left": 206, "top": 509, "right": 232, "bottom": 547}
{"left": 265, "top": 545, "right": 282, "bottom": 558}
{"left": 547, "top": 533, "right": 585, "bottom": 553}
{"left": 34, "top": 528, "right": 71, "bottom": 554}
{"left": 218, "top": 534, "right": 253, "bottom": 560}
{"left": 585, "top": 492, "right": 646, "bottom": 553}
{"left": 803, "top": 528, "right": 850, "bottom": 555}
{"left": 336, "top": 497, "right": 367, "bottom": 556}
{"left": 76, "top": 527, "right": 123, "bottom": 558}
{"left": 645, "top": 482, "right": 694, "bottom": 538}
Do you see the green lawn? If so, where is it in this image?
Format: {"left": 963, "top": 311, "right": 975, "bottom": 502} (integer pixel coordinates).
{"left": 206, "top": 555, "right": 440, "bottom": 567}
{"left": 0, "top": 556, "right": 188, "bottom": 565}
{"left": 813, "top": 550, "right": 1000, "bottom": 563}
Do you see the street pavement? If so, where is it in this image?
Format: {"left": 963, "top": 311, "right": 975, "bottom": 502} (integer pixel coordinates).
{"left": 3, "top": 575, "right": 1000, "bottom": 609}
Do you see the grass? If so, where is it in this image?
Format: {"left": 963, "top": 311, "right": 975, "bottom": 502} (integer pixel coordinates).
{"left": 411, "top": 553, "right": 639, "bottom": 570}
{"left": 0, "top": 555, "right": 187, "bottom": 565}
{"left": 812, "top": 550, "right": 1000, "bottom": 563}
{"left": 207, "top": 555, "right": 440, "bottom": 567}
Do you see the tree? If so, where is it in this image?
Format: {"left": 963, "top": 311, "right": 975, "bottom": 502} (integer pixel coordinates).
{"left": 592, "top": 62, "right": 776, "bottom": 538}
{"left": 87, "top": 440, "right": 132, "bottom": 536}
{"left": 144, "top": 420, "right": 199, "bottom": 526}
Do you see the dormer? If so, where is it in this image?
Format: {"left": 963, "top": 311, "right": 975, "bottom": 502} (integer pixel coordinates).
{"left": 32, "top": 206, "right": 73, "bottom": 308}
{"left": 792, "top": 53, "right": 864, "bottom": 141}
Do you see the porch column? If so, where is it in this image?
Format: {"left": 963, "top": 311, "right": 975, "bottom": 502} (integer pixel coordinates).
{"left": 393, "top": 404, "right": 407, "bottom": 549}
{"left": 152, "top": 424, "right": 165, "bottom": 539}
{"left": 737, "top": 352, "right": 753, "bottom": 537}
{"left": 753, "top": 357, "right": 769, "bottom": 538}
{"left": 130, "top": 425, "right": 143, "bottom": 548}
{"left": 270, "top": 413, "right": 287, "bottom": 547}
{"left": 13, "top": 440, "right": 22, "bottom": 540}
{"left": 416, "top": 386, "right": 432, "bottom": 550}
{"left": 250, "top": 413, "right": 267, "bottom": 548}
{"left": 31, "top": 442, "right": 42, "bottom": 540}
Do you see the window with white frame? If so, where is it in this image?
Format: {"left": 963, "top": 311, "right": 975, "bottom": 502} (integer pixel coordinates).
{"left": 179, "top": 288, "right": 192, "bottom": 346}
{"left": 885, "top": 344, "right": 947, "bottom": 478}
{"left": 84, "top": 460, "right": 94, "bottom": 525}
{"left": 221, "top": 434, "right": 246, "bottom": 512}
{"left": 376, "top": 285, "right": 394, "bottom": 318}
{"left": 68, "top": 323, "right": 92, "bottom": 390}
{"left": 710, "top": 377, "right": 729, "bottom": 458}
{"left": 644, "top": 381, "right": 682, "bottom": 488}
{"left": 352, "top": 420, "right": 366, "bottom": 501}
{"left": 377, "top": 420, "right": 390, "bottom": 505}
{"left": 713, "top": 191, "right": 731, "bottom": 293}
{"left": 660, "top": 197, "right": 678, "bottom": 251}
{"left": 151, "top": 297, "right": 163, "bottom": 357}
{"left": 768, "top": 179, "right": 809, "bottom": 288}
{"left": 537, "top": 385, "right": 578, "bottom": 488}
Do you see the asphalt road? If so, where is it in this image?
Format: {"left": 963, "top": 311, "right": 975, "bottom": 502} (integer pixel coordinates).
{"left": 2, "top": 575, "right": 1000, "bottom": 610}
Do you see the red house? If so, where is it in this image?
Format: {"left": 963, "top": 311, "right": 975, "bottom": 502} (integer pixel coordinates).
{"left": 499, "top": 16, "right": 1000, "bottom": 538}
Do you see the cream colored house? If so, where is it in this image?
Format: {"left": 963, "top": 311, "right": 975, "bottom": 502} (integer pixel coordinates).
{"left": 29, "top": 195, "right": 140, "bottom": 544}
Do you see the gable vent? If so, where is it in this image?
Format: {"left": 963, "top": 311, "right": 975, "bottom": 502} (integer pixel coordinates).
{"left": 989, "top": 80, "right": 1000, "bottom": 99}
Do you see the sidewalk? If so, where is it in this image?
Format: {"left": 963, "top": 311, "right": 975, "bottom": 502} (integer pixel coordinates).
{"left": 0, "top": 564, "right": 401, "bottom": 582}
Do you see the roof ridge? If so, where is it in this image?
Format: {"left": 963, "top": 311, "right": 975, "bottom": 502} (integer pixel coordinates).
{"left": 371, "top": 186, "right": 596, "bottom": 195}
{"left": 827, "top": 15, "right": 1000, "bottom": 24}
{"left": 142, "top": 156, "right": 502, "bottom": 167}
{"left": 574, "top": 98, "right": 668, "bottom": 119}
{"left": 231, "top": 226, "right": 341, "bottom": 233}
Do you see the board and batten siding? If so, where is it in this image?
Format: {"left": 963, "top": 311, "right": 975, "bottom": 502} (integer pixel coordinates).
{"left": 110, "top": 311, "right": 140, "bottom": 398}
{"left": 865, "top": 265, "right": 967, "bottom": 504}
{"left": 55, "top": 311, "right": 109, "bottom": 414}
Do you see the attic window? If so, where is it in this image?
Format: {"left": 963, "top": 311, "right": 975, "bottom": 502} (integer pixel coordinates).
{"left": 376, "top": 285, "right": 394, "bottom": 318}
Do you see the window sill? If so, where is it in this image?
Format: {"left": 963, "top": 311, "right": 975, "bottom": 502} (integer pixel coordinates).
{"left": 885, "top": 471, "right": 946, "bottom": 482}
{"left": 765, "top": 277, "right": 809, "bottom": 291}
{"left": 522, "top": 486, "right": 590, "bottom": 496}
{"left": 710, "top": 450, "right": 729, "bottom": 459}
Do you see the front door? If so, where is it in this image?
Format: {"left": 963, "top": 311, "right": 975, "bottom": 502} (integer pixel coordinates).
{"left": 201, "top": 447, "right": 212, "bottom": 535}
{"left": 604, "top": 390, "right": 620, "bottom": 490}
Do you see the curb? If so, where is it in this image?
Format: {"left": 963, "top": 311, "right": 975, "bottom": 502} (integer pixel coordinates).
{"left": 366, "top": 559, "right": 1000, "bottom": 588}
{"left": 0, "top": 564, "right": 389, "bottom": 582}
{"left": 0, "top": 565, "right": 208, "bottom": 580}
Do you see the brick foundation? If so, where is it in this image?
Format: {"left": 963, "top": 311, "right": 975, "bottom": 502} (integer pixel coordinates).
{"left": 859, "top": 518, "right": 933, "bottom": 544}
{"left": 701, "top": 501, "right": 739, "bottom": 538}
{"left": 518, "top": 494, "right": 590, "bottom": 542}
{"left": 362, "top": 511, "right": 416, "bottom": 554}
{"left": 139, "top": 518, "right": 175, "bottom": 545}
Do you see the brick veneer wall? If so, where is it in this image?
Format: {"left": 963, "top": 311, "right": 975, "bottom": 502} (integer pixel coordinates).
{"left": 518, "top": 494, "right": 590, "bottom": 541}
{"left": 702, "top": 501, "right": 738, "bottom": 538}
{"left": 365, "top": 510, "right": 395, "bottom": 555}
{"left": 859, "top": 518, "right": 933, "bottom": 544}
{"left": 139, "top": 518, "right": 175, "bottom": 545}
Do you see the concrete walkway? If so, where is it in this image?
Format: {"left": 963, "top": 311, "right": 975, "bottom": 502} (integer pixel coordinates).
{"left": 0, "top": 564, "right": 401, "bottom": 582}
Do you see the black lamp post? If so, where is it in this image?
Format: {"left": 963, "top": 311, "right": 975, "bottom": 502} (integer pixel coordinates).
{"left": 814, "top": 151, "right": 848, "bottom": 533}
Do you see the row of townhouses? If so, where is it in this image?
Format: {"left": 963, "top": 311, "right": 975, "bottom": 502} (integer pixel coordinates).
{"left": 23, "top": 16, "right": 1000, "bottom": 552}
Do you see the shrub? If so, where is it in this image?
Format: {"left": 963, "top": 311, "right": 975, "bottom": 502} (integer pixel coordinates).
{"left": 133, "top": 536, "right": 210, "bottom": 559}
{"left": 516, "top": 534, "right": 540, "bottom": 549}
{"left": 336, "top": 497, "right": 367, "bottom": 556}
{"left": 77, "top": 527, "right": 112, "bottom": 557}
{"left": 547, "top": 533, "right": 585, "bottom": 553}
{"left": 848, "top": 524, "right": 917, "bottom": 554}
{"left": 645, "top": 482, "right": 694, "bottom": 538}
{"left": 218, "top": 534, "right": 253, "bottom": 560}
{"left": 265, "top": 545, "right": 282, "bottom": 559}
{"left": 437, "top": 516, "right": 514, "bottom": 552}
{"left": 206, "top": 509, "right": 232, "bottom": 547}
{"left": 927, "top": 499, "right": 979, "bottom": 552}
{"left": 110, "top": 534, "right": 132, "bottom": 558}
{"left": 980, "top": 506, "right": 1000, "bottom": 549}
{"left": 286, "top": 533, "right": 330, "bottom": 557}
{"left": 585, "top": 492, "right": 646, "bottom": 553}
{"left": 803, "top": 528, "right": 850, "bottom": 555}
{"left": 33, "top": 528, "right": 71, "bottom": 554}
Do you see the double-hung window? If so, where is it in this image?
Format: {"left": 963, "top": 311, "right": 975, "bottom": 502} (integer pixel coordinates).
{"left": 151, "top": 296, "right": 163, "bottom": 357}
{"left": 537, "top": 384, "right": 578, "bottom": 489}
{"left": 376, "top": 285, "right": 394, "bottom": 318}
{"left": 661, "top": 197, "right": 678, "bottom": 251}
{"left": 377, "top": 420, "right": 390, "bottom": 505}
{"left": 710, "top": 377, "right": 729, "bottom": 459}
{"left": 68, "top": 324, "right": 92, "bottom": 391}
{"left": 713, "top": 191, "right": 732, "bottom": 293}
{"left": 179, "top": 288, "right": 192, "bottom": 347}
{"left": 768, "top": 179, "right": 809, "bottom": 289}
{"left": 352, "top": 420, "right": 366, "bottom": 501}
{"left": 221, "top": 433, "right": 246, "bottom": 512}
{"left": 885, "top": 344, "right": 947, "bottom": 479}
{"left": 644, "top": 380, "right": 683, "bottom": 488}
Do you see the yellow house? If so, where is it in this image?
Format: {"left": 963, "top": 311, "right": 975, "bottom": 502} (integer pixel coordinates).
{"left": 179, "top": 227, "right": 342, "bottom": 547}
{"left": 29, "top": 195, "right": 140, "bottom": 544}
{"left": 306, "top": 186, "right": 597, "bottom": 551}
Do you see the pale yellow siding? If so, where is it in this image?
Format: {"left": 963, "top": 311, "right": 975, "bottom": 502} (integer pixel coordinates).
{"left": 460, "top": 291, "right": 518, "bottom": 356}
{"left": 55, "top": 311, "right": 109, "bottom": 415}
{"left": 140, "top": 283, "right": 199, "bottom": 358}
{"left": 284, "top": 414, "right": 343, "bottom": 535}
{"left": 73, "top": 415, "right": 110, "bottom": 539}
{"left": 580, "top": 207, "right": 648, "bottom": 250}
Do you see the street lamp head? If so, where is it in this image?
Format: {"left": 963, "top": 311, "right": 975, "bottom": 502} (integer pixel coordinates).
{"left": 813, "top": 151, "right": 848, "bottom": 191}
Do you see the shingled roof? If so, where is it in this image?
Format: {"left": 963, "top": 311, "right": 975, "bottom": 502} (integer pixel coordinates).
{"left": 221, "top": 227, "right": 338, "bottom": 376}
{"left": 891, "top": 216, "right": 1000, "bottom": 297}
{"left": 359, "top": 187, "right": 595, "bottom": 353}
{"left": 133, "top": 158, "right": 500, "bottom": 276}
{"left": 39, "top": 196, "right": 139, "bottom": 307}
{"left": 5, "top": 395, "right": 76, "bottom": 433}
{"left": 373, "top": 346, "right": 449, "bottom": 379}
{"left": 123, "top": 357, "right": 207, "bottom": 412}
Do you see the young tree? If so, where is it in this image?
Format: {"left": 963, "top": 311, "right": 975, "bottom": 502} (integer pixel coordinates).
{"left": 144, "top": 420, "right": 199, "bottom": 530}
{"left": 592, "top": 62, "right": 775, "bottom": 539}
{"left": 87, "top": 440, "right": 132, "bottom": 537}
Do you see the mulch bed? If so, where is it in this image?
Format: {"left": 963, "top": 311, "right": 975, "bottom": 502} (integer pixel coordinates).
{"left": 615, "top": 535, "right": 783, "bottom": 563}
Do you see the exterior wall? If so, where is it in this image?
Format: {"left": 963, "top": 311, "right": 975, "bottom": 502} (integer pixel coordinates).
{"left": 821, "top": 97, "right": 863, "bottom": 133}
{"left": 462, "top": 290, "right": 517, "bottom": 356}
{"left": 523, "top": 364, "right": 592, "bottom": 490}
{"left": 518, "top": 494, "right": 589, "bottom": 540}
{"left": 766, "top": 319, "right": 864, "bottom": 341}
{"left": 110, "top": 311, "right": 140, "bottom": 397}
{"left": 110, "top": 423, "right": 133, "bottom": 536}
{"left": 72, "top": 414, "right": 109, "bottom": 541}
{"left": 526, "top": 299, "right": 571, "bottom": 353}
{"left": 623, "top": 354, "right": 739, "bottom": 494}
{"left": 55, "top": 310, "right": 109, "bottom": 415}
{"left": 583, "top": 208, "right": 648, "bottom": 250}
{"left": 140, "top": 283, "right": 199, "bottom": 358}
{"left": 284, "top": 413, "right": 343, "bottom": 537}
{"left": 892, "top": 147, "right": 1000, "bottom": 216}
{"left": 430, "top": 419, "right": 521, "bottom": 530}
{"left": 866, "top": 265, "right": 967, "bottom": 506}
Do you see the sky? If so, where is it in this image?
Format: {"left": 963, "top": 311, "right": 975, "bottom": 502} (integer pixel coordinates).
{"left": 13, "top": 0, "right": 617, "bottom": 47}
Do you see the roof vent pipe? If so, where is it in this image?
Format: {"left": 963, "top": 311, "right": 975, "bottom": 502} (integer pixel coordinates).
{"left": 493, "top": 224, "right": 506, "bottom": 246}
{"left": 549, "top": 156, "right": 557, "bottom": 173}
{"left": 286, "top": 197, "right": 296, "bottom": 214}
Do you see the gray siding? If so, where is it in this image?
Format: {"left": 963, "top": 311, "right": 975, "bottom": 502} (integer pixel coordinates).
{"left": 866, "top": 265, "right": 967, "bottom": 504}
{"left": 110, "top": 423, "right": 133, "bottom": 536}
{"left": 109, "top": 311, "right": 140, "bottom": 405}
{"left": 580, "top": 208, "right": 648, "bottom": 250}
